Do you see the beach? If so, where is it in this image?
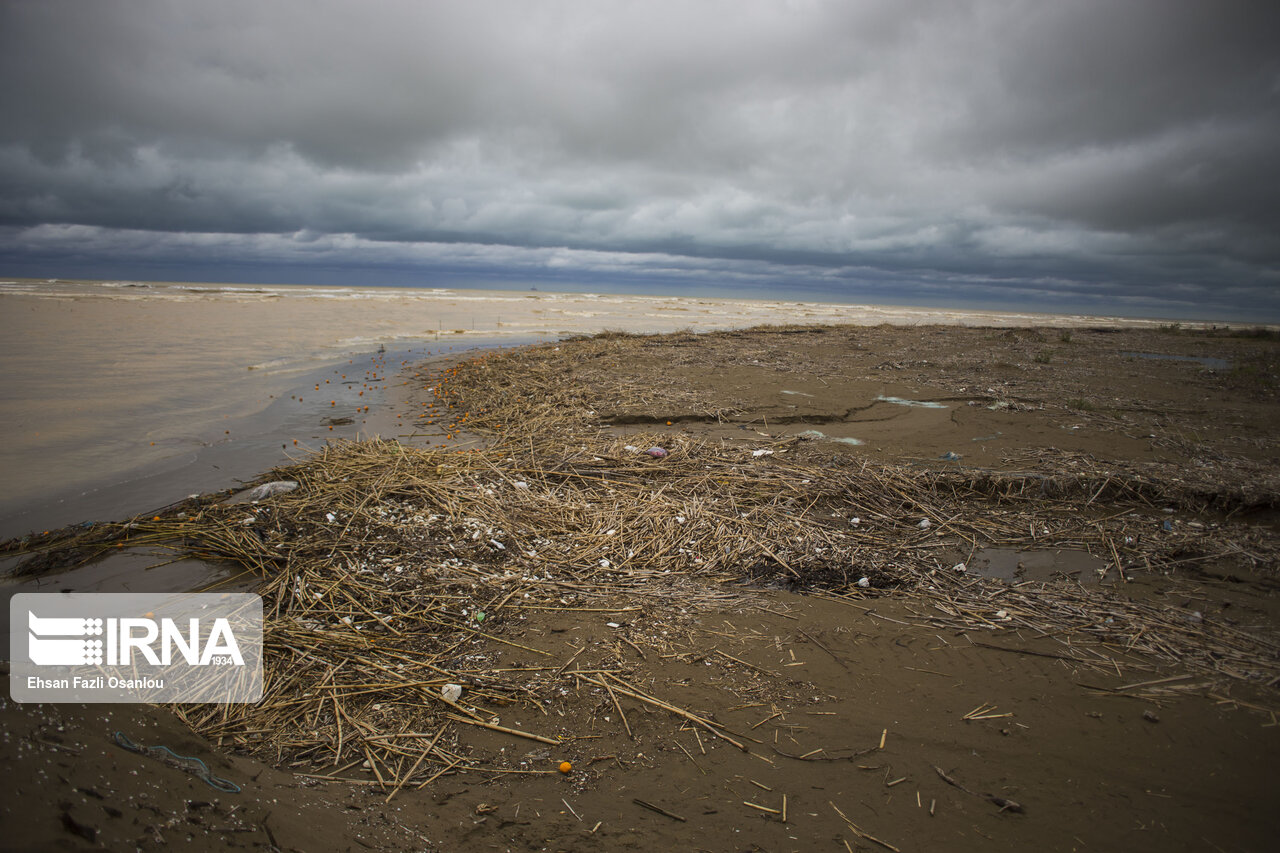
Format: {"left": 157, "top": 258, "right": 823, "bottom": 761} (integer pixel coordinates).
{"left": 0, "top": 279, "right": 1168, "bottom": 546}
{"left": 3, "top": 287, "right": 1280, "bottom": 851}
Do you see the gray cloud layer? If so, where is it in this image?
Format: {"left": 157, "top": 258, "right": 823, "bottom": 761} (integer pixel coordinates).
{"left": 2, "top": 0, "right": 1277, "bottom": 319}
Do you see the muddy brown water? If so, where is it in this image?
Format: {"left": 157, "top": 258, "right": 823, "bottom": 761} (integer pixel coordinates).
{"left": 966, "top": 548, "right": 1110, "bottom": 584}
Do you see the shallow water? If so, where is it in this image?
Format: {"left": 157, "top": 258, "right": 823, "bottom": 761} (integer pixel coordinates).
{"left": 967, "top": 547, "right": 1109, "bottom": 584}
{"left": 0, "top": 338, "right": 500, "bottom": 541}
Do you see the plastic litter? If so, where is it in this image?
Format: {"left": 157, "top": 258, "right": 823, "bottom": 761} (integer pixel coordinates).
{"left": 856, "top": 577, "right": 871, "bottom": 588}
{"left": 877, "top": 396, "right": 948, "bottom": 409}
{"left": 442, "top": 683, "right": 463, "bottom": 703}
{"left": 645, "top": 447, "right": 668, "bottom": 458}
{"left": 113, "top": 731, "right": 240, "bottom": 793}
{"left": 953, "top": 562, "right": 967, "bottom": 572}
{"left": 242, "top": 480, "right": 298, "bottom": 501}
{"left": 917, "top": 518, "right": 932, "bottom": 529}
{"left": 794, "top": 429, "right": 863, "bottom": 446}
{"left": 1162, "top": 520, "right": 1174, "bottom": 532}
{"left": 939, "top": 451, "right": 962, "bottom": 461}
{"left": 752, "top": 449, "right": 774, "bottom": 457}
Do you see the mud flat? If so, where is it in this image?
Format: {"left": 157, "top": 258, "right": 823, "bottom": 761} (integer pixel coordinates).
{"left": 3, "top": 323, "right": 1278, "bottom": 852}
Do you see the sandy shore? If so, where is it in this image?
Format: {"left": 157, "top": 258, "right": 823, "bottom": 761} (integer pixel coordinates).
{"left": 3, "top": 322, "right": 1278, "bottom": 852}
{"left": 0, "top": 276, "right": 1185, "bottom": 534}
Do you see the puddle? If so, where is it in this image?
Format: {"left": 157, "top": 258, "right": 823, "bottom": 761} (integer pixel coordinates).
{"left": 0, "top": 547, "right": 252, "bottom": 596}
{"left": 877, "top": 396, "right": 948, "bottom": 409}
{"left": 966, "top": 548, "right": 1109, "bottom": 585}
{"left": 0, "top": 548, "right": 254, "bottom": 658}
{"left": 1121, "top": 351, "right": 1231, "bottom": 370}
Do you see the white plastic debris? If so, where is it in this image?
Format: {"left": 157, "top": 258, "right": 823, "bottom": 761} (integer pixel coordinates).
{"left": 513, "top": 481, "right": 530, "bottom": 490}
{"left": 442, "top": 684, "right": 463, "bottom": 703}
{"left": 878, "top": 395, "right": 948, "bottom": 409}
{"left": 752, "top": 449, "right": 774, "bottom": 457}
{"left": 856, "top": 577, "right": 871, "bottom": 588}
{"left": 953, "top": 562, "right": 967, "bottom": 572}
{"left": 917, "top": 518, "right": 931, "bottom": 529}
{"left": 243, "top": 480, "right": 298, "bottom": 501}
{"left": 326, "top": 512, "right": 337, "bottom": 523}
{"left": 849, "top": 517, "right": 861, "bottom": 526}
{"left": 606, "top": 622, "right": 621, "bottom": 629}
{"left": 995, "top": 610, "right": 1009, "bottom": 620}
{"left": 599, "top": 558, "right": 611, "bottom": 568}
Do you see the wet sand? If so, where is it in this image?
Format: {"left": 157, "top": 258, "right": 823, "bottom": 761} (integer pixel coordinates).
{"left": 6, "top": 589, "right": 1276, "bottom": 852}
{"left": 4, "top": 318, "right": 1280, "bottom": 851}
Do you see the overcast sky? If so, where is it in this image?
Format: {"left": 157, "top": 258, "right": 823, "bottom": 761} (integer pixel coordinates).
{"left": 2, "top": 0, "right": 1277, "bottom": 320}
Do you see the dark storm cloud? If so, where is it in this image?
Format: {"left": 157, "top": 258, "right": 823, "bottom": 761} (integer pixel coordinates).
{"left": 1, "top": 0, "right": 1277, "bottom": 319}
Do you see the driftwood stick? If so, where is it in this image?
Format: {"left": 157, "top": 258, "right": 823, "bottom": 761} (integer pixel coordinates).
{"left": 933, "top": 765, "right": 1025, "bottom": 813}
{"left": 445, "top": 713, "right": 560, "bottom": 746}
{"left": 772, "top": 745, "right": 876, "bottom": 762}
{"left": 632, "top": 799, "right": 686, "bottom": 822}
{"left": 384, "top": 725, "right": 449, "bottom": 803}
{"left": 582, "top": 673, "right": 748, "bottom": 751}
